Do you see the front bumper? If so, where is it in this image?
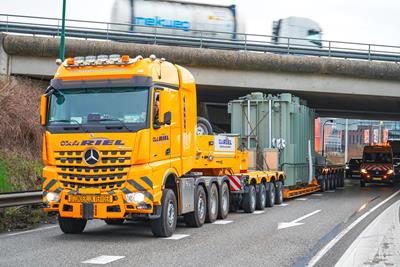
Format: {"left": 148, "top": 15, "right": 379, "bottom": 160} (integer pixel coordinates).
{"left": 361, "top": 174, "right": 393, "bottom": 183}
{"left": 43, "top": 190, "right": 154, "bottom": 219}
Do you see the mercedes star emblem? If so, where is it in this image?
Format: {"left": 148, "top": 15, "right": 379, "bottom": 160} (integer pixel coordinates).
{"left": 84, "top": 148, "right": 100, "bottom": 165}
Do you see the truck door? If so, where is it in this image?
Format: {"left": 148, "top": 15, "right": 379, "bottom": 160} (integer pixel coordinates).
{"left": 150, "top": 89, "right": 172, "bottom": 163}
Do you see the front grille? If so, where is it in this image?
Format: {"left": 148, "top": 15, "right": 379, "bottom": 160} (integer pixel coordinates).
{"left": 55, "top": 149, "right": 131, "bottom": 191}
{"left": 367, "top": 170, "right": 386, "bottom": 176}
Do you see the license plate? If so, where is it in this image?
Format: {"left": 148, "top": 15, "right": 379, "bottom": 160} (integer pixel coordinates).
{"left": 68, "top": 195, "right": 113, "bottom": 203}
{"left": 373, "top": 177, "right": 382, "bottom": 181}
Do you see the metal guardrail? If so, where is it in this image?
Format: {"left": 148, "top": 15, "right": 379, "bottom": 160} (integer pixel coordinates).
{"left": 1, "top": 14, "right": 400, "bottom": 62}
{"left": 0, "top": 191, "right": 42, "bottom": 208}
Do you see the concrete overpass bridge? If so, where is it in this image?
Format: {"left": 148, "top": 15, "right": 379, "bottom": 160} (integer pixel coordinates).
{"left": 1, "top": 33, "right": 400, "bottom": 121}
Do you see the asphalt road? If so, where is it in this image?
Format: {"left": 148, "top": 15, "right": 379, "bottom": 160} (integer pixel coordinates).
{"left": 1, "top": 179, "right": 399, "bottom": 267}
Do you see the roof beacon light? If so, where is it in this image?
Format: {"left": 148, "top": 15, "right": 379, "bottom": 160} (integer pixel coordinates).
{"left": 66, "top": 57, "right": 75, "bottom": 65}
{"left": 109, "top": 54, "right": 121, "bottom": 63}
{"left": 97, "top": 55, "right": 108, "bottom": 63}
{"left": 74, "top": 56, "right": 84, "bottom": 65}
{"left": 121, "top": 55, "right": 130, "bottom": 63}
{"left": 149, "top": 54, "right": 157, "bottom": 61}
{"left": 85, "top": 56, "right": 96, "bottom": 64}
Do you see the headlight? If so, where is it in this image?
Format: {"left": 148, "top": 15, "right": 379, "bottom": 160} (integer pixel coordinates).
{"left": 345, "top": 166, "right": 350, "bottom": 169}
{"left": 46, "top": 192, "right": 60, "bottom": 202}
{"left": 387, "top": 169, "right": 394, "bottom": 175}
{"left": 361, "top": 169, "right": 367, "bottom": 174}
{"left": 126, "top": 192, "right": 145, "bottom": 203}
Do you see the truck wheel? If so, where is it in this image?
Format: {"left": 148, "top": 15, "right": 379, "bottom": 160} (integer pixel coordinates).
{"left": 332, "top": 174, "right": 337, "bottom": 189}
{"left": 243, "top": 184, "right": 256, "bottom": 213}
{"left": 151, "top": 189, "right": 177, "bottom": 237}
{"left": 104, "top": 219, "right": 124, "bottom": 225}
{"left": 328, "top": 174, "right": 333, "bottom": 190}
{"left": 184, "top": 185, "right": 207, "bottom": 227}
{"left": 58, "top": 216, "right": 87, "bottom": 234}
{"left": 275, "top": 181, "right": 283, "bottom": 204}
{"left": 319, "top": 176, "right": 326, "bottom": 192}
{"left": 360, "top": 180, "right": 366, "bottom": 187}
{"left": 218, "top": 182, "right": 229, "bottom": 219}
{"left": 196, "top": 117, "right": 213, "bottom": 135}
{"left": 206, "top": 183, "right": 219, "bottom": 223}
{"left": 265, "top": 182, "right": 275, "bottom": 208}
{"left": 256, "top": 183, "right": 266, "bottom": 210}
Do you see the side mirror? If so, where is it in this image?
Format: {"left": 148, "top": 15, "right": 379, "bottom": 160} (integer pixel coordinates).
{"left": 40, "top": 95, "right": 47, "bottom": 126}
{"left": 163, "top": 111, "right": 171, "bottom": 125}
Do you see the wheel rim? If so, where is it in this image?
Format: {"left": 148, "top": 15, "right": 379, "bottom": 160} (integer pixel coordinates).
{"left": 222, "top": 187, "right": 228, "bottom": 213}
{"left": 271, "top": 184, "right": 275, "bottom": 203}
{"left": 261, "top": 186, "right": 266, "bottom": 205}
{"left": 250, "top": 187, "right": 256, "bottom": 208}
{"left": 167, "top": 200, "right": 175, "bottom": 227}
{"left": 198, "top": 196, "right": 205, "bottom": 219}
{"left": 211, "top": 190, "right": 217, "bottom": 215}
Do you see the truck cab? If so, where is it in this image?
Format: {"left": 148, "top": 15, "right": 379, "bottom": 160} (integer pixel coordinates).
{"left": 360, "top": 145, "right": 395, "bottom": 187}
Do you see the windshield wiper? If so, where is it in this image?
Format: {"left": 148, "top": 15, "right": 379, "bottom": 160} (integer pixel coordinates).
{"left": 49, "top": 119, "right": 87, "bottom": 132}
{"left": 91, "top": 118, "right": 132, "bottom": 132}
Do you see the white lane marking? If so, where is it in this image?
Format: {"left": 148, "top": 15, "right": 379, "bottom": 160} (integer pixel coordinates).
{"left": 276, "top": 203, "right": 289, "bottom": 207}
{"left": 253, "top": 210, "right": 265, "bottom": 214}
{"left": 82, "top": 255, "right": 125, "bottom": 265}
{"left": 296, "top": 198, "right": 308, "bottom": 201}
{"left": 278, "top": 210, "right": 321, "bottom": 230}
{"left": 335, "top": 200, "right": 400, "bottom": 267}
{"left": 6, "top": 225, "right": 58, "bottom": 237}
{"left": 307, "top": 189, "right": 400, "bottom": 267}
{"left": 313, "top": 194, "right": 323, "bottom": 197}
{"left": 163, "top": 234, "right": 190, "bottom": 240}
{"left": 212, "top": 220, "right": 233, "bottom": 225}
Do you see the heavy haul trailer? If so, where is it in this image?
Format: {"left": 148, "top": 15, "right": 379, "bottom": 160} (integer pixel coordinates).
{"left": 40, "top": 54, "right": 284, "bottom": 237}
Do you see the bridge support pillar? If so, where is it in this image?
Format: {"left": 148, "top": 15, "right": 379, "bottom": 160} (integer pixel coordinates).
{"left": 0, "top": 34, "right": 10, "bottom": 75}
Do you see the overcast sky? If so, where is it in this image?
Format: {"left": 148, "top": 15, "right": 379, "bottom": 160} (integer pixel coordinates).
{"left": 2, "top": 0, "right": 400, "bottom": 46}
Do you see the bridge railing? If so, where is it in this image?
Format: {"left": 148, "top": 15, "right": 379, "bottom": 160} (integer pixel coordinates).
{"left": 1, "top": 13, "right": 400, "bottom": 62}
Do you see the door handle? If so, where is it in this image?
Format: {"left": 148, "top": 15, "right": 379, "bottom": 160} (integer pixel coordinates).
{"left": 166, "top": 148, "right": 170, "bottom": 155}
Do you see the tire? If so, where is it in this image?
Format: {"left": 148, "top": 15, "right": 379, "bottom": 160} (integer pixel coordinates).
{"left": 256, "top": 183, "right": 266, "bottom": 210}
{"left": 196, "top": 116, "right": 213, "bottom": 135}
{"left": 319, "top": 176, "right": 326, "bottom": 192}
{"left": 184, "top": 185, "right": 207, "bottom": 227}
{"left": 104, "top": 219, "right": 125, "bottom": 225}
{"left": 151, "top": 189, "right": 177, "bottom": 237}
{"left": 265, "top": 182, "right": 275, "bottom": 208}
{"left": 243, "top": 184, "right": 256, "bottom": 213}
{"left": 328, "top": 174, "right": 333, "bottom": 190}
{"left": 360, "top": 180, "right": 366, "bottom": 187}
{"left": 332, "top": 174, "right": 337, "bottom": 189}
{"left": 218, "top": 182, "right": 229, "bottom": 219}
{"left": 206, "top": 183, "right": 219, "bottom": 223}
{"left": 275, "top": 181, "right": 283, "bottom": 204}
{"left": 58, "top": 216, "right": 87, "bottom": 234}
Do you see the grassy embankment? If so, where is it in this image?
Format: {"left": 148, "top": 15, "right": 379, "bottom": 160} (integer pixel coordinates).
{"left": 0, "top": 75, "right": 51, "bottom": 231}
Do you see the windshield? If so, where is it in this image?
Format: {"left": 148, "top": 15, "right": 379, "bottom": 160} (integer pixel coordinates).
{"left": 349, "top": 159, "right": 361, "bottom": 165}
{"left": 363, "top": 153, "right": 392, "bottom": 164}
{"left": 48, "top": 87, "right": 149, "bottom": 131}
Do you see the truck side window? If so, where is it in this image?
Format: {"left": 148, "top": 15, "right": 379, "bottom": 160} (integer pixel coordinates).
{"left": 153, "top": 92, "right": 160, "bottom": 128}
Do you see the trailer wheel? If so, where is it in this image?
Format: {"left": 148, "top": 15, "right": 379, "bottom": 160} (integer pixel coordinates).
{"left": 151, "top": 189, "right": 177, "bottom": 237}
{"left": 196, "top": 117, "right": 213, "bottom": 135}
{"left": 206, "top": 183, "right": 219, "bottom": 223}
{"left": 218, "top": 182, "right": 229, "bottom": 219}
{"left": 275, "top": 181, "right": 283, "bottom": 204}
{"left": 104, "top": 219, "right": 124, "bottom": 225}
{"left": 333, "top": 174, "right": 337, "bottom": 189}
{"left": 184, "top": 185, "right": 207, "bottom": 227}
{"left": 327, "top": 174, "right": 333, "bottom": 190}
{"left": 319, "top": 176, "right": 326, "bottom": 192}
{"left": 243, "top": 184, "right": 256, "bottom": 213}
{"left": 256, "top": 183, "right": 266, "bottom": 210}
{"left": 58, "top": 216, "right": 87, "bottom": 234}
{"left": 265, "top": 182, "right": 275, "bottom": 208}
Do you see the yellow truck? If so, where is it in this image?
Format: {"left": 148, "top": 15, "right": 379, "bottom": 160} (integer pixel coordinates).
{"left": 40, "top": 55, "right": 284, "bottom": 237}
